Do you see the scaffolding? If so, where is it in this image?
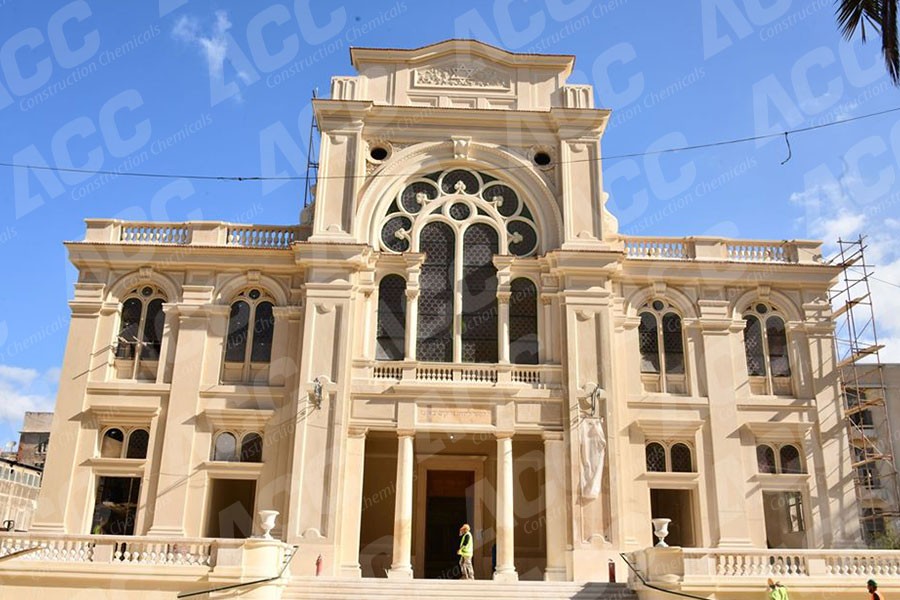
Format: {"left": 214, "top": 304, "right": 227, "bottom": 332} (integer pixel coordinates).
{"left": 302, "top": 88, "right": 320, "bottom": 209}
{"left": 830, "top": 235, "right": 899, "bottom": 545}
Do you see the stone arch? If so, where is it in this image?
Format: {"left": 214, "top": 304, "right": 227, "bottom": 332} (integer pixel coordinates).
{"left": 355, "top": 141, "right": 563, "bottom": 253}
{"left": 215, "top": 274, "right": 290, "bottom": 306}
{"left": 106, "top": 270, "right": 180, "bottom": 304}
{"left": 729, "top": 289, "right": 803, "bottom": 323}
{"left": 624, "top": 285, "right": 698, "bottom": 320}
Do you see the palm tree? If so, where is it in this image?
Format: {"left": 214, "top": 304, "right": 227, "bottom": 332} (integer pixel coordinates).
{"left": 836, "top": 0, "right": 899, "bottom": 84}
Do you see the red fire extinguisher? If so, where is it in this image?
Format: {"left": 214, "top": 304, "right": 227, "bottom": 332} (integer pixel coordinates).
{"left": 608, "top": 558, "right": 616, "bottom": 583}
{"left": 315, "top": 554, "right": 323, "bottom": 576}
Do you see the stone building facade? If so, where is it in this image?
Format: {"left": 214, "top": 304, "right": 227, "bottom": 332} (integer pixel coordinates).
{"left": 16, "top": 412, "right": 52, "bottom": 470}
{"left": 2, "top": 41, "right": 877, "bottom": 598}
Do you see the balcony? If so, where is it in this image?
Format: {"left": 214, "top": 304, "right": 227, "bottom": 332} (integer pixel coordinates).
{"left": 353, "top": 360, "right": 563, "bottom": 388}
{"left": 81, "top": 219, "right": 305, "bottom": 250}
{"left": 621, "top": 236, "right": 824, "bottom": 265}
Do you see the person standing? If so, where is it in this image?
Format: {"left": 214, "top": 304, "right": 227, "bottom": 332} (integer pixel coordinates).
{"left": 457, "top": 523, "right": 474, "bottom": 580}
{"left": 868, "top": 579, "right": 884, "bottom": 599}
{"left": 766, "top": 578, "right": 789, "bottom": 600}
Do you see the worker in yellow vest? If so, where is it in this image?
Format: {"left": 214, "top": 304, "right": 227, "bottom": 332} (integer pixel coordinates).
{"left": 457, "top": 523, "right": 474, "bottom": 580}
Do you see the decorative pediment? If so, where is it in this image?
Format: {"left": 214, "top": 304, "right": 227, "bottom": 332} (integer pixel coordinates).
{"left": 413, "top": 62, "right": 511, "bottom": 90}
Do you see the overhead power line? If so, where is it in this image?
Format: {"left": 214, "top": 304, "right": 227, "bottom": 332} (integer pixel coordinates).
{"left": 2, "top": 105, "right": 900, "bottom": 183}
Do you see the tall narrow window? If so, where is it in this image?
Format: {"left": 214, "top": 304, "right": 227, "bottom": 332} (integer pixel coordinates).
{"left": 509, "top": 278, "right": 538, "bottom": 364}
{"left": 213, "top": 432, "right": 238, "bottom": 461}
{"left": 780, "top": 444, "right": 803, "bottom": 474}
{"left": 743, "top": 316, "right": 765, "bottom": 376}
{"left": 223, "top": 289, "right": 277, "bottom": 384}
{"left": 126, "top": 429, "right": 150, "bottom": 459}
{"left": 417, "top": 223, "right": 455, "bottom": 362}
{"left": 240, "top": 433, "right": 263, "bottom": 463}
{"left": 670, "top": 443, "right": 693, "bottom": 472}
{"left": 115, "top": 286, "right": 168, "bottom": 380}
{"left": 376, "top": 275, "right": 407, "bottom": 361}
{"left": 756, "top": 444, "right": 776, "bottom": 473}
{"left": 743, "top": 304, "right": 792, "bottom": 395}
{"left": 91, "top": 476, "right": 141, "bottom": 536}
{"left": 637, "top": 300, "right": 685, "bottom": 394}
{"left": 461, "top": 224, "right": 498, "bottom": 363}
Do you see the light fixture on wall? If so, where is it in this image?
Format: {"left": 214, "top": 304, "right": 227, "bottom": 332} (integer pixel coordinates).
{"left": 311, "top": 377, "right": 325, "bottom": 410}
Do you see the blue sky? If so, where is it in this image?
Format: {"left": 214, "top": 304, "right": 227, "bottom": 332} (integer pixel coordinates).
{"left": 1, "top": 0, "right": 899, "bottom": 446}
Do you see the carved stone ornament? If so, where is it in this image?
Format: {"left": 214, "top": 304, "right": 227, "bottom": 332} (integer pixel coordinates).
{"left": 414, "top": 63, "right": 511, "bottom": 90}
{"left": 452, "top": 136, "right": 471, "bottom": 160}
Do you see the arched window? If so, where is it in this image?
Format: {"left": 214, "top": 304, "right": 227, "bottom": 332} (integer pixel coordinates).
{"left": 670, "top": 443, "right": 693, "bottom": 472}
{"left": 509, "top": 278, "right": 538, "bottom": 364}
{"left": 126, "top": 429, "right": 150, "bottom": 459}
{"left": 115, "top": 286, "right": 167, "bottom": 379}
{"left": 637, "top": 300, "right": 686, "bottom": 394}
{"left": 376, "top": 275, "right": 407, "bottom": 361}
{"left": 743, "top": 303, "right": 792, "bottom": 395}
{"left": 223, "top": 289, "right": 276, "bottom": 383}
{"left": 212, "top": 433, "right": 238, "bottom": 462}
{"left": 417, "top": 222, "right": 455, "bottom": 362}
{"left": 780, "top": 444, "right": 803, "bottom": 474}
{"left": 646, "top": 442, "right": 666, "bottom": 472}
{"left": 379, "top": 168, "right": 541, "bottom": 365}
{"left": 101, "top": 428, "right": 125, "bottom": 458}
{"left": 757, "top": 444, "right": 776, "bottom": 473}
{"left": 240, "top": 433, "right": 263, "bottom": 463}
{"left": 461, "top": 224, "right": 498, "bottom": 363}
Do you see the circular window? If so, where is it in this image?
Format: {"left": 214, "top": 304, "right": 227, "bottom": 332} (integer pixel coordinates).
{"left": 249, "top": 289, "right": 261, "bottom": 300}
{"left": 141, "top": 286, "right": 153, "bottom": 297}
{"left": 533, "top": 152, "right": 552, "bottom": 166}
{"left": 652, "top": 300, "right": 665, "bottom": 311}
{"left": 369, "top": 146, "right": 389, "bottom": 161}
{"left": 756, "top": 303, "right": 768, "bottom": 314}
{"left": 449, "top": 203, "right": 471, "bottom": 220}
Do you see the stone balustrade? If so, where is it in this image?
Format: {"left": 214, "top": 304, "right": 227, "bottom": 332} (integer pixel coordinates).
{"left": 621, "top": 235, "right": 823, "bottom": 265}
{"left": 631, "top": 547, "right": 900, "bottom": 586}
{"left": 356, "top": 360, "right": 563, "bottom": 387}
{"left": 83, "top": 219, "right": 303, "bottom": 250}
{"left": 0, "top": 533, "right": 232, "bottom": 566}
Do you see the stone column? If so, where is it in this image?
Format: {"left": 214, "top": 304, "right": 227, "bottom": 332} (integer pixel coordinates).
{"left": 543, "top": 433, "right": 567, "bottom": 580}
{"left": 405, "top": 288, "right": 419, "bottom": 360}
{"left": 339, "top": 427, "right": 367, "bottom": 577}
{"left": 494, "top": 433, "right": 518, "bottom": 581}
{"left": 388, "top": 431, "right": 414, "bottom": 578}
{"left": 498, "top": 292, "right": 511, "bottom": 364}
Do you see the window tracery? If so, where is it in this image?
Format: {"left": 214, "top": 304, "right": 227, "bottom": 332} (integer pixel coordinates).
{"left": 223, "top": 288, "right": 276, "bottom": 384}
{"left": 637, "top": 299, "right": 686, "bottom": 394}
{"left": 742, "top": 303, "right": 792, "bottom": 395}
{"left": 115, "top": 285, "right": 167, "bottom": 380}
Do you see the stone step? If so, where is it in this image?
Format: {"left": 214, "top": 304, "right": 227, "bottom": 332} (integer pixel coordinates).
{"left": 281, "top": 578, "right": 637, "bottom": 600}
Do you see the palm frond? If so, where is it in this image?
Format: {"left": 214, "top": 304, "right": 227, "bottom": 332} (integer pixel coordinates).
{"left": 835, "top": 0, "right": 882, "bottom": 41}
{"left": 882, "top": 0, "right": 900, "bottom": 83}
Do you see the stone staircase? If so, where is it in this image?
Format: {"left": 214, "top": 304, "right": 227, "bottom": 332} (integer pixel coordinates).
{"left": 282, "top": 577, "right": 637, "bottom": 600}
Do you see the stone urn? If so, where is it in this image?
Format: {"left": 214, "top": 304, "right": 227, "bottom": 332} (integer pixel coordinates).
{"left": 258, "top": 510, "right": 279, "bottom": 539}
{"left": 651, "top": 518, "right": 671, "bottom": 547}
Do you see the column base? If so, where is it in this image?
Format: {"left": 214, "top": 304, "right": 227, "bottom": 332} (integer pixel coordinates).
{"left": 493, "top": 568, "right": 518, "bottom": 582}
{"left": 544, "top": 566, "right": 567, "bottom": 581}
{"left": 387, "top": 566, "right": 413, "bottom": 579}
{"left": 339, "top": 564, "right": 362, "bottom": 578}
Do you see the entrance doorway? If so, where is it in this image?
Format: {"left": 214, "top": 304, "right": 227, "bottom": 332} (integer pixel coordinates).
{"left": 205, "top": 479, "right": 256, "bottom": 538}
{"left": 424, "top": 470, "right": 474, "bottom": 579}
{"left": 650, "top": 488, "right": 696, "bottom": 547}
{"left": 763, "top": 491, "right": 807, "bottom": 548}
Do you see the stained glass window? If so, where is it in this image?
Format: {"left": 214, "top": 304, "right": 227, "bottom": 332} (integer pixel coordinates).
{"left": 376, "top": 275, "right": 407, "bottom": 361}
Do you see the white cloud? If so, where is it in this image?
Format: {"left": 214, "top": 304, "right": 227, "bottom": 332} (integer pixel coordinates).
{"left": 171, "top": 10, "right": 250, "bottom": 99}
{"left": 0, "top": 364, "right": 57, "bottom": 427}
{"left": 790, "top": 177, "right": 900, "bottom": 363}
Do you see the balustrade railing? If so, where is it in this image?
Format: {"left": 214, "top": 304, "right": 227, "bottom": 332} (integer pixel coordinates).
{"left": 120, "top": 223, "right": 191, "bottom": 245}
{"left": 358, "top": 361, "right": 561, "bottom": 387}
{"left": 621, "top": 236, "right": 821, "bottom": 265}
{"left": 679, "top": 548, "right": 900, "bottom": 580}
{"left": 226, "top": 225, "right": 299, "bottom": 249}
{"left": 0, "top": 534, "right": 221, "bottom": 567}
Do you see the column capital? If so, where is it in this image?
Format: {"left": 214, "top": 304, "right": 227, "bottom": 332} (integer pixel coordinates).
{"left": 497, "top": 292, "right": 511, "bottom": 305}
{"left": 347, "top": 425, "right": 368, "bottom": 439}
{"left": 397, "top": 429, "right": 416, "bottom": 439}
{"left": 495, "top": 431, "right": 515, "bottom": 440}
{"left": 541, "top": 431, "right": 564, "bottom": 442}
{"left": 405, "top": 288, "right": 419, "bottom": 300}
